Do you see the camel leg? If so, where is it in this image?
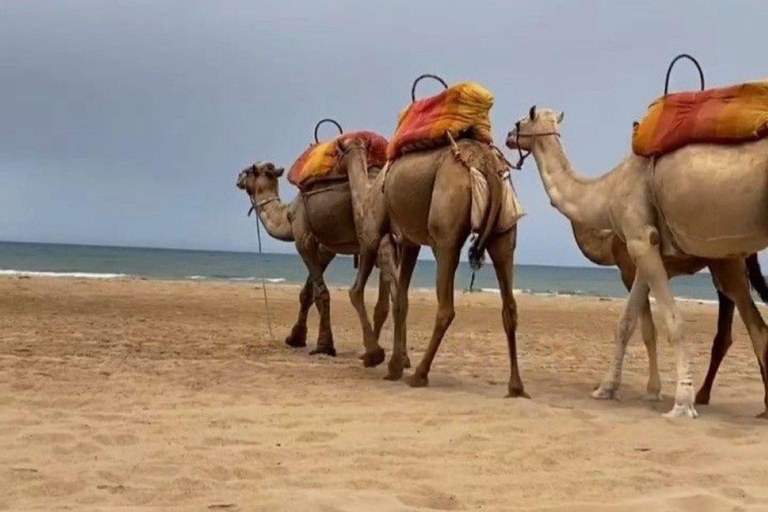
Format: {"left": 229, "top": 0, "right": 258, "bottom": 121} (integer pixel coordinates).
{"left": 696, "top": 291, "right": 735, "bottom": 406}
{"left": 372, "top": 270, "right": 391, "bottom": 342}
{"left": 632, "top": 238, "right": 696, "bottom": 419}
{"left": 486, "top": 229, "right": 529, "bottom": 398}
{"left": 374, "top": 250, "right": 411, "bottom": 370}
{"left": 285, "top": 276, "right": 313, "bottom": 348}
{"left": 591, "top": 275, "right": 650, "bottom": 400}
{"left": 385, "top": 245, "right": 419, "bottom": 381}
{"left": 617, "top": 258, "right": 662, "bottom": 400}
{"left": 348, "top": 246, "right": 386, "bottom": 368}
{"left": 709, "top": 259, "right": 768, "bottom": 418}
{"left": 286, "top": 249, "right": 335, "bottom": 349}
{"left": 639, "top": 299, "right": 662, "bottom": 400}
{"left": 296, "top": 239, "right": 336, "bottom": 357}
{"left": 406, "top": 243, "right": 460, "bottom": 388}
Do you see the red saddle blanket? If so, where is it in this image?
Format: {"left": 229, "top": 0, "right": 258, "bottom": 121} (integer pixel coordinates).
{"left": 633, "top": 80, "right": 768, "bottom": 157}
{"left": 288, "top": 131, "right": 389, "bottom": 190}
{"left": 387, "top": 82, "right": 494, "bottom": 160}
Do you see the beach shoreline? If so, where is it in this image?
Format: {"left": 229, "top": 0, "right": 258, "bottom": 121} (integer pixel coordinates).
{"left": 2, "top": 276, "right": 767, "bottom": 511}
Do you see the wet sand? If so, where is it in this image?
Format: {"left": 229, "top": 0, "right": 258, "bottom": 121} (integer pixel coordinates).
{"left": 2, "top": 276, "right": 768, "bottom": 511}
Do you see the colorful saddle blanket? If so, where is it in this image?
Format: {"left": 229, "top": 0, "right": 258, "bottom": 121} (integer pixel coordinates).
{"left": 633, "top": 80, "right": 768, "bottom": 157}
{"left": 387, "top": 82, "right": 494, "bottom": 160}
{"left": 288, "top": 131, "right": 389, "bottom": 190}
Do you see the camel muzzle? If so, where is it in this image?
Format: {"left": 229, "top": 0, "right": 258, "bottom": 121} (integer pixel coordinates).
{"left": 236, "top": 172, "right": 248, "bottom": 189}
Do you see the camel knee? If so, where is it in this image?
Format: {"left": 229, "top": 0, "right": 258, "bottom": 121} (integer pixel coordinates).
{"left": 501, "top": 300, "right": 518, "bottom": 330}
{"left": 299, "top": 286, "right": 312, "bottom": 308}
{"left": 348, "top": 284, "right": 364, "bottom": 309}
{"left": 314, "top": 283, "right": 330, "bottom": 306}
{"left": 436, "top": 306, "right": 456, "bottom": 330}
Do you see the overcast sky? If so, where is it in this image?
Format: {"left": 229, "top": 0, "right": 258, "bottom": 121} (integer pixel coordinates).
{"left": 1, "top": 0, "right": 765, "bottom": 266}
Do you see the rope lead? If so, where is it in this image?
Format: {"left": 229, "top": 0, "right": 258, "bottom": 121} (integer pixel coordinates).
{"left": 249, "top": 199, "right": 275, "bottom": 343}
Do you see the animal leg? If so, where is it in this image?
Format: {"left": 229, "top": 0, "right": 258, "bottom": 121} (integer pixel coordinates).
{"left": 592, "top": 274, "right": 649, "bottom": 400}
{"left": 696, "top": 291, "right": 735, "bottom": 406}
{"left": 285, "top": 276, "right": 312, "bottom": 348}
{"left": 617, "top": 258, "right": 661, "bottom": 400}
{"left": 286, "top": 249, "right": 335, "bottom": 348}
{"left": 486, "top": 228, "right": 529, "bottom": 398}
{"left": 348, "top": 246, "right": 385, "bottom": 367}
{"left": 386, "top": 245, "right": 419, "bottom": 381}
{"left": 296, "top": 238, "right": 336, "bottom": 357}
{"left": 376, "top": 236, "right": 411, "bottom": 369}
{"left": 640, "top": 298, "right": 662, "bottom": 400}
{"left": 710, "top": 259, "right": 768, "bottom": 418}
{"left": 631, "top": 237, "right": 696, "bottom": 419}
{"left": 406, "top": 243, "right": 460, "bottom": 388}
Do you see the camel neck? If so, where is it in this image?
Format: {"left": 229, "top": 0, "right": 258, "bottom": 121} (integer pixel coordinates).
{"left": 252, "top": 190, "right": 293, "bottom": 242}
{"left": 531, "top": 135, "right": 613, "bottom": 230}
{"left": 344, "top": 148, "right": 372, "bottom": 226}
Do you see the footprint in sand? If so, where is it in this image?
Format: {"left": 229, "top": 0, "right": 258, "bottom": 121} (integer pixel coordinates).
{"left": 295, "top": 430, "right": 338, "bottom": 443}
{"left": 92, "top": 433, "right": 139, "bottom": 446}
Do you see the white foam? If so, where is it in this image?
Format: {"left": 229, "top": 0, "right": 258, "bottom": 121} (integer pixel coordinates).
{"left": 0, "top": 269, "right": 127, "bottom": 279}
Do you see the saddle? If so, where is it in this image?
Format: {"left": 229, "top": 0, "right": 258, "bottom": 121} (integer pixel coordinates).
{"left": 387, "top": 77, "right": 494, "bottom": 160}
{"left": 287, "top": 130, "right": 388, "bottom": 191}
{"left": 633, "top": 80, "right": 768, "bottom": 158}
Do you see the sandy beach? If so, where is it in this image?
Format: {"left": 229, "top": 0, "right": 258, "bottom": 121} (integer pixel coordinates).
{"left": 2, "top": 276, "right": 768, "bottom": 511}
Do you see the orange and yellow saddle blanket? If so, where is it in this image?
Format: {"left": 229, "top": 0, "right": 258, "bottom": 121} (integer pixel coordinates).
{"left": 288, "top": 131, "right": 389, "bottom": 190}
{"left": 633, "top": 80, "right": 768, "bottom": 157}
{"left": 387, "top": 82, "right": 494, "bottom": 160}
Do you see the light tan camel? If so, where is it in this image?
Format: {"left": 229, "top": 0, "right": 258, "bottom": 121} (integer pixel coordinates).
{"left": 508, "top": 106, "right": 768, "bottom": 418}
{"left": 236, "top": 161, "right": 403, "bottom": 366}
{"left": 572, "top": 223, "right": 768, "bottom": 404}
{"left": 333, "top": 137, "right": 528, "bottom": 398}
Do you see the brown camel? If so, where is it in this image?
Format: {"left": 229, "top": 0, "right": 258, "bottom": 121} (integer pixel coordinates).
{"left": 333, "top": 137, "right": 527, "bottom": 397}
{"left": 572, "top": 223, "right": 768, "bottom": 404}
{"left": 508, "top": 106, "right": 768, "bottom": 418}
{"left": 236, "top": 161, "right": 402, "bottom": 365}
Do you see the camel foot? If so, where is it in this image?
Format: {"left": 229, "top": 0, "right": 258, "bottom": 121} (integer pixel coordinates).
{"left": 506, "top": 387, "right": 531, "bottom": 399}
{"left": 284, "top": 325, "right": 307, "bottom": 348}
{"left": 756, "top": 410, "right": 768, "bottom": 420}
{"left": 406, "top": 372, "right": 429, "bottom": 388}
{"left": 309, "top": 345, "right": 336, "bottom": 357}
{"left": 362, "top": 347, "right": 385, "bottom": 368}
{"left": 591, "top": 384, "right": 618, "bottom": 400}
{"left": 384, "top": 363, "right": 404, "bottom": 381}
{"left": 694, "top": 390, "right": 711, "bottom": 406}
{"left": 642, "top": 392, "right": 663, "bottom": 402}
{"left": 663, "top": 403, "right": 698, "bottom": 419}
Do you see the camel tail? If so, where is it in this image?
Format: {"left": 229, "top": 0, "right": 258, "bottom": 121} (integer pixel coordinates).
{"left": 468, "top": 163, "right": 503, "bottom": 270}
{"left": 746, "top": 253, "right": 768, "bottom": 303}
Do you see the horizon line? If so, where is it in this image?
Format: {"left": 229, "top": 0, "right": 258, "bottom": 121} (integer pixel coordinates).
{"left": 0, "top": 239, "right": 603, "bottom": 270}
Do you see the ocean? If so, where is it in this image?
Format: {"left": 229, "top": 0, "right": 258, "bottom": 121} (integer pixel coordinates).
{"left": 0, "top": 241, "right": 722, "bottom": 301}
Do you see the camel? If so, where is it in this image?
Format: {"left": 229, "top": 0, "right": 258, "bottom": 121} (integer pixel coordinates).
{"left": 332, "top": 137, "right": 528, "bottom": 398}
{"left": 572, "top": 223, "right": 768, "bottom": 404}
{"left": 236, "top": 161, "right": 403, "bottom": 366}
{"left": 507, "top": 106, "right": 768, "bottom": 418}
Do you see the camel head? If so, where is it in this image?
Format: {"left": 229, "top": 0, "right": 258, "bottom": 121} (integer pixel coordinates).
{"left": 506, "top": 106, "right": 564, "bottom": 152}
{"left": 236, "top": 161, "right": 284, "bottom": 198}
{"left": 334, "top": 137, "right": 369, "bottom": 173}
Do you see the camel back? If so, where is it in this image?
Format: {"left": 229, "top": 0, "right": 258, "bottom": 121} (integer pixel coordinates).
{"left": 387, "top": 82, "right": 493, "bottom": 160}
{"left": 288, "top": 131, "right": 388, "bottom": 191}
{"left": 633, "top": 80, "right": 768, "bottom": 157}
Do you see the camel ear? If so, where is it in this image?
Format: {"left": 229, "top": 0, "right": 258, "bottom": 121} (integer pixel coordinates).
{"left": 274, "top": 167, "right": 284, "bottom": 177}
{"left": 529, "top": 105, "right": 537, "bottom": 120}
{"left": 336, "top": 138, "right": 348, "bottom": 153}
{"left": 557, "top": 111, "right": 565, "bottom": 124}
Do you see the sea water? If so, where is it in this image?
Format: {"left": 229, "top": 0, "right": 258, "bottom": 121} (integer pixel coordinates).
{"left": 0, "top": 241, "right": 723, "bottom": 301}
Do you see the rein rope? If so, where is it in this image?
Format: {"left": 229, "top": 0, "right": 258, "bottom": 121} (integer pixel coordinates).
{"left": 511, "top": 127, "right": 561, "bottom": 169}
{"left": 247, "top": 194, "right": 275, "bottom": 343}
